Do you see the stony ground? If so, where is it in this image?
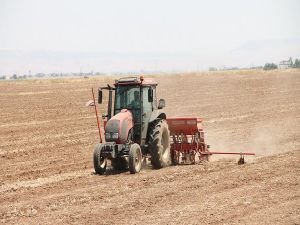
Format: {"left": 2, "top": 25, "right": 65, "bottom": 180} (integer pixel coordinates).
{"left": 0, "top": 70, "right": 299, "bottom": 224}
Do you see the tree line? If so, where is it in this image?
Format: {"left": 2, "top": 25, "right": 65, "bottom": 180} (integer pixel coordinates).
{"left": 264, "top": 57, "right": 300, "bottom": 70}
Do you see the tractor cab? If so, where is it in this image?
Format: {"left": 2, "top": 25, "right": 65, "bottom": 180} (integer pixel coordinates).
{"left": 98, "top": 77, "right": 164, "bottom": 145}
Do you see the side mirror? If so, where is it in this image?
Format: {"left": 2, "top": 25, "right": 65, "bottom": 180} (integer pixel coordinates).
{"left": 98, "top": 88, "right": 102, "bottom": 104}
{"left": 158, "top": 99, "right": 165, "bottom": 109}
{"left": 148, "top": 88, "right": 153, "bottom": 102}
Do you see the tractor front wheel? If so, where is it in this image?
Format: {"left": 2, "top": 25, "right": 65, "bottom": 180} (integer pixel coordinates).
{"left": 128, "top": 144, "right": 142, "bottom": 174}
{"left": 93, "top": 143, "right": 107, "bottom": 175}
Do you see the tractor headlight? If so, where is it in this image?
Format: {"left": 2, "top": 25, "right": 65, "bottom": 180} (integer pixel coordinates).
{"left": 105, "top": 132, "right": 119, "bottom": 140}
{"left": 105, "top": 133, "right": 111, "bottom": 140}
{"left": 111, "top": 133, "right": 119, "bottom": 139}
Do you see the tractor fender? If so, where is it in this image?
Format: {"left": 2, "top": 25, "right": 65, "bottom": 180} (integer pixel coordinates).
{"left": 149, "top": 110, "right": 166, "bottom": 123}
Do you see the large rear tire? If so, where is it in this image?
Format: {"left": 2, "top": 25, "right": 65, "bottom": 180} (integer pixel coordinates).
{"left": 93, "top": 143, "right": 107, "bottom": 175}
{"left": 111, "top": 157, "right": 128, "bottom": 171}
{"left": 148, "top": 119, "right": 171, "bottom": 169}
{"left": 129, "top": 144, "right": 142, "bottom": 174}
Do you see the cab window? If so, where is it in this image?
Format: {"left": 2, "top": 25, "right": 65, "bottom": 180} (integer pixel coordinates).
{"left": 143, "top": 87, "right": 152, "bottom": 113}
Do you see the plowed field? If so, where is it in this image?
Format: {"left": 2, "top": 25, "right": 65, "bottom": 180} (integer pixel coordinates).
{"left": 0, "top": 70, "right": 299, "bottom": 224}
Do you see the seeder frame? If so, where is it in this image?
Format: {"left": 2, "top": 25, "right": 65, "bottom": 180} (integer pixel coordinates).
{"left": 167, "top": 117, "right": 254, "bottom": 164}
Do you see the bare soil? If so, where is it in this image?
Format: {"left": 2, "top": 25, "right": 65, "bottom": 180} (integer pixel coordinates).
{"left": 0, "top": 70, "right": 299, "bottom": 224}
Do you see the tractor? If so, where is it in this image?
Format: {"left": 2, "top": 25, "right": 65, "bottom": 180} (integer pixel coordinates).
{"left": 89, "top": 76, "right": 255, "bottom": 175}
{"left": 93, "top": 76, "right": 171, "bottom": 174}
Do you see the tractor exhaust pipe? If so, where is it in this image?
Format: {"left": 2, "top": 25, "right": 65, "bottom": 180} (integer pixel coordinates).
{"left": 108, "top": 89, "right": 113, "bottom": 120}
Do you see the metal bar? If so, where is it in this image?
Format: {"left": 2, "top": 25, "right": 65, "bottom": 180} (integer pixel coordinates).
{"left": 108, "top": 89, "right": 112, "bottom": 120}
{"left": 92, "top": 88, "right": 102, "bottom": 143}
{"left": 201, "top": 151, "right": 255, "bottom": 156}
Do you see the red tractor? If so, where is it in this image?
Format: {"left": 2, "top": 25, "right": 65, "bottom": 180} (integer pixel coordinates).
{"left": 90, "top": 76, "right": 254, "bottom": 175}
{"left": 93, "top": 76, "right": 171, "bottom": 174}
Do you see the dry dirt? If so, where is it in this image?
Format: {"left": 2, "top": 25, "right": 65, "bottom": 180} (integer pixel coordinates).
{"left": 0, "top": 70, "right": 299, "bottom": 225}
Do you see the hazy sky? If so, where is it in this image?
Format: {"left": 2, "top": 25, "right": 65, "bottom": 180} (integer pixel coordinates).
{"left": 1, "top": 0, "right": 299, "bottom": 54}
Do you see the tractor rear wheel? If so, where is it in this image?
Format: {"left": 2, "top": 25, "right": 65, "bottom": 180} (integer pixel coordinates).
{"left": 93, "top": 143, "right": 107, "bottom": 175}
{"left": 148, "top": 119, "right": 171, "bottom": 169}
{"left": 129, "top": 143, "right": 142, "bottom": 174}
{"left": 111, "top": 157, "right": 128, "bottom": 171}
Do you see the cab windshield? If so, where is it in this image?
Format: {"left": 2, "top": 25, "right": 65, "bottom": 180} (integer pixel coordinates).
{"left": 114, "top": 86, "right": 140, "bottom": 113}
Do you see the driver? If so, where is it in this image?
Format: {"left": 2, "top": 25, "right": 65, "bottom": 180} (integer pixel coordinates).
{"left": 130, "top": 90, "right": 140, "bottom": 108}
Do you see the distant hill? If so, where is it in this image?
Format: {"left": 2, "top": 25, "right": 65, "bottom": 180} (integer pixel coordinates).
{"left": 221, "top": 38, "right": 300, "bottom": 67}
{"left": 0, "top": 38, "right": 299, "bottom": 75}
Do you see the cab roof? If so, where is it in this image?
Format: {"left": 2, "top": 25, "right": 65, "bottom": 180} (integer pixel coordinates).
{"left": 114, "top": 76, "right": 158, "bottom": 87}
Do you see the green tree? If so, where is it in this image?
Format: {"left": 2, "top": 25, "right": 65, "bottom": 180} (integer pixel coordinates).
{"left": 288, "top": 57, "right": 293, "bottom": 67}
{"left": 294, "top": 59, "right": 300, "bottom": 68}
{"left": 263, "top": 63, "right": 278, "bottom": 70}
